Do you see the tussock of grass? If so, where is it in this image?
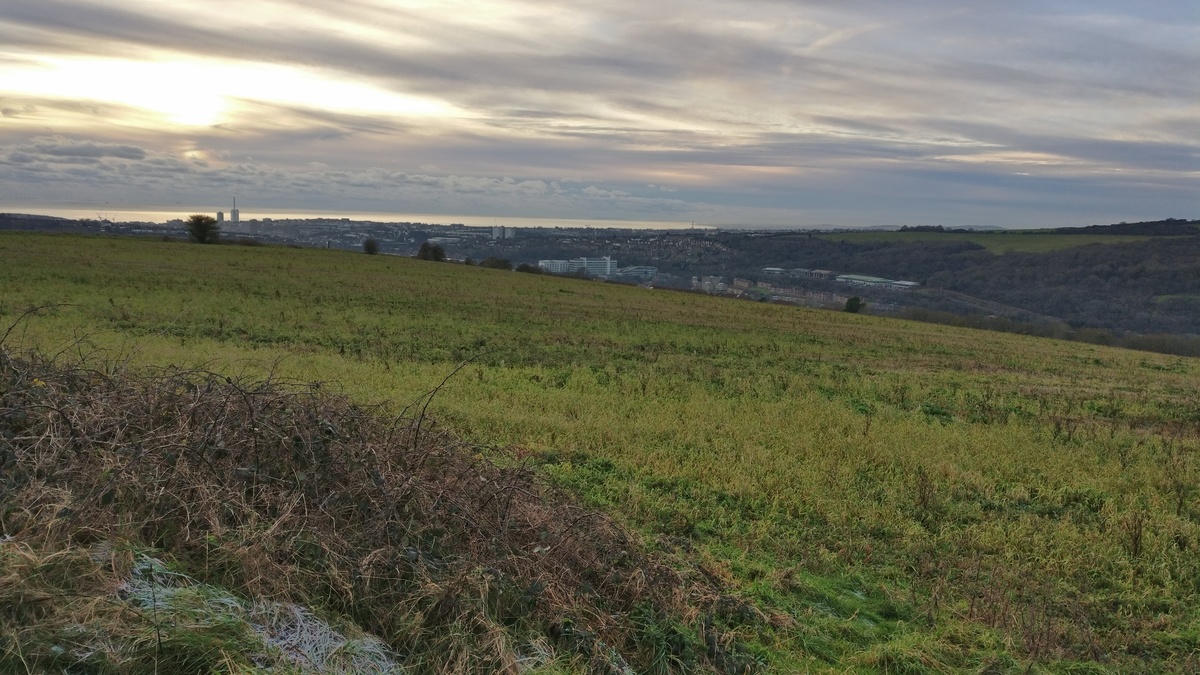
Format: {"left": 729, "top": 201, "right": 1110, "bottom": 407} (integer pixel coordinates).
{"left": 119, "top": 554, "right": 406, "bottom": 674}
{"left": 0, "top": 350, "right": 750, "bottom": 674}
{"left": 0, "top": 541, "right": 407, "bottom": 673}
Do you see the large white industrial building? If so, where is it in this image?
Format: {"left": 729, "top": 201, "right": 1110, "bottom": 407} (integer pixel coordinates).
{"left": 537, "top": 256, "right": 618, "bottom": 277}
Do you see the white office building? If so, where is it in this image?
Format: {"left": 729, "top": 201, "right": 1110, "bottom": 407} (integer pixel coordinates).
{"left": 538, "top": 257, "right": 618, "bottom": 276}
{"left": 538, "top": 259, "right": 571, "bottom": 274}
{"left": 568, "top": 256, "right": 617, "bottom": 277}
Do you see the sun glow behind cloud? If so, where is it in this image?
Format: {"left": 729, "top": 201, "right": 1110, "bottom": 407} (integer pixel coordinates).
{"left": 1, "top": 55, "right": 459, "bottom": 128}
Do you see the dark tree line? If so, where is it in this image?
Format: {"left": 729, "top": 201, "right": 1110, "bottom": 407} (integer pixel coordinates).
{"left": 1048, "top": 219, "right": 1199, "bottom": 236}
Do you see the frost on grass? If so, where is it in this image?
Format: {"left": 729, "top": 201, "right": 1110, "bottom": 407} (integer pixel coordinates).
{"left": 121, "top": 555, "right": 405, "bottom": 674}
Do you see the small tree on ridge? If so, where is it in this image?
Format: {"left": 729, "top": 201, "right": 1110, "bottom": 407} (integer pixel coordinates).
{"left": 415, "top": 242, "right": 446, "bottom": 261}
{"left": 186, "top": 214, "right": 219, "bottom": 244}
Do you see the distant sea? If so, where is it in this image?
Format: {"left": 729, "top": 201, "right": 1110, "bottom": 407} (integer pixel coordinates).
{"left": 1, "top": 203, "right": 706, "bottom": 231}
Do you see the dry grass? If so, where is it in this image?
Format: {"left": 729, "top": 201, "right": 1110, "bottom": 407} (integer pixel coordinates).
{"left": 0, "top": 347, "right": 752, "bottom": 674}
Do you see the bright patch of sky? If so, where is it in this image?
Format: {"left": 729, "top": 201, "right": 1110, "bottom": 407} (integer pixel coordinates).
{"left": 5, "top": 56, "right": 458, "bottom": 127}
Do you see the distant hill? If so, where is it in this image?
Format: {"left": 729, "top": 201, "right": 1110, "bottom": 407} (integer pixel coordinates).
{"left": 0, "top": 212, "right": 83, "bottom": 232}
{"left": 1052, "top": 218, "right": 1200, "bottom": 236}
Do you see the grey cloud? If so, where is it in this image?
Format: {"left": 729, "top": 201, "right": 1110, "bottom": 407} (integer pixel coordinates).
{"left": 583, "top": 186, "right": 632, "bottom": 198}
{"left": 0, "top": 1, "right": 261, "bottom": 60}
{"left": 0, "top": 135, "right": 695, "bottom": 218}
{"left": 22, "top": 138, "right": 147, "bottom": 160}
{"left": 142, "top": 157, "right": 203, "bottom": 174}
{"left": 234, "top": 103, "right": 412, "bottom": 137}
{"left": 920, "top": 120, "right": 1200, "bottom": 173}
{"left": 808, "top": 116, "right": 908, "bottom": 138}
{"left": 1149, "top": 116, "right": 1200, "bottom": 139}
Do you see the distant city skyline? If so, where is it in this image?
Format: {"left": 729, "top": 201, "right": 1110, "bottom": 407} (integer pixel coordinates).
{"left": 1, "top": 1, "right": 1197, "bottom": 228}
{"left": 1, "top": 202, "right": 707, "bottom": 231}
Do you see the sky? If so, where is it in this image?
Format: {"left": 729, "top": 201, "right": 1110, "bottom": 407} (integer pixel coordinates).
{"left": 0, "top": 0, "right": 1197, "bottom": 228}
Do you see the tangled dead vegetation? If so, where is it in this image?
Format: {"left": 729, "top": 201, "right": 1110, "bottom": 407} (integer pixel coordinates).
{"left": 0, "top": 348, "right": 758, "bottom": 674}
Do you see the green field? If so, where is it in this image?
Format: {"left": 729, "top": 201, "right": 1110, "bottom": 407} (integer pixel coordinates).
{"left": 816, "top": 230, "right": 1157, "bottom": 253}
{"left": 3, "top": 232, "right": 1200, "bottom": 672}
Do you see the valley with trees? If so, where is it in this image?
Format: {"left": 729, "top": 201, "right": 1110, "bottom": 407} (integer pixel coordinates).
{"left": 456, "top": 218, "right": 1200, "bottom": 346}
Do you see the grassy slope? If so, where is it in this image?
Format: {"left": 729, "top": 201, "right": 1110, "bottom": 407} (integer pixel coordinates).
{"left": 3, "top": 232, "right": 1200, "bottom": 672}
{"left": 815, "top": 231, "right": 1157, "bottom": 253}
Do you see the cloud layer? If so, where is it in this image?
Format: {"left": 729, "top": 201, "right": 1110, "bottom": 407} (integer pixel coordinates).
{"left": 1, "top": 0, "right": 1196, "bottom": 227}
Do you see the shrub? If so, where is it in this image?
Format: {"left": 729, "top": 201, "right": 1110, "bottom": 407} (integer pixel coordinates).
{"left": 362, "top": 238, "right": 380, "bottom": 255}
{"left": 186, "top": 214, "right": 219, "bottom": 244}
{"left": 415, "top": 242, "right": 446, "bottom": 261}
{"left": 480, "top": 257, "right": 513, "bottom": 270}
